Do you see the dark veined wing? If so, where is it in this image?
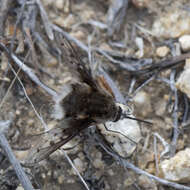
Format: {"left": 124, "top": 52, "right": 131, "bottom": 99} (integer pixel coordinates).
{"left": 24, "top": 132, "right": 77, "bottom": 166}
{"left": 60, "top": 37, "right": 117, "bottom": 100}
{"left": 24, "top": 118, "right": 94, "bottom": 166}
{"left": 60, "top": 37, "right": 98, "bottom": 90}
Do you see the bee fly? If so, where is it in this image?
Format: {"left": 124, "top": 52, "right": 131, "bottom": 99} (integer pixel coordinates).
{"left": 24, "top": 36, "right": 151, "bottom": 165}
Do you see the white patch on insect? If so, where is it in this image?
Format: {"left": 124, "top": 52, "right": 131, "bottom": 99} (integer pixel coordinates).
{"left": 97, "top": 113, "right": 141, "bottom": 157}
{"left": 52, "top": 84, "right": 72, "bottom": 119}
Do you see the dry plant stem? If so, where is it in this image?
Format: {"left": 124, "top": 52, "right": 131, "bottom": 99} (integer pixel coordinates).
{"left": 52, "top": 24, "right": 88, "bottom": 52}
{"left": 99, "top": 140, "right": 190, "bottom": 190}
{"left": 0, "top": 43, "right": 57, "bottom": 97}
{"left": 132, "top": 75, "right": 155, "bottom": 97}
{"left": 154, "top": 133, "right": 170, "bottom": 158}
{"left": 36, "top": 0, "right": 54, "bottom": 40}
{"left": 170, "top": 70, "right": 179, "bottom": 156}
{"left": 95, "top": 48, "right": 135, "bottom": 71}
{"left": 0, "top": 0, "right": 11, "bottom": 36}
{"left": 11, "top": 54, "right": 58, "bottom": 98}
{"left": 171, "top": 88, "right": 179, "bottom": 156}
{"left": 52, "top": 25, "right": 136, "bottom": 71}
{"left": 142, "top": 133, "right": 150, "bottom": 153}
{"left": 133, "top": 52, "right": 190, "bottom": 76}
{"left": 128, "top": 78, "right": 136, "bottom": 95}
{"left": 62, "top": 150, "right": 90, "bottom": 190}
{"left": 107, "top": 0, "right": 129, "bottom": 36}
{"left": 0, "top": 43, "right": 49, "bottom": 130}
{"left": 0, "top": 123, "right": 34, "bottom": 190}
{"left": 0, "top": 65, "right": 21, "bottom": 109}
{"left": 8, "top": 62, "right": 49, "bottom": 131}
{"left": 153, "top": 135, "right": 159, "bottom": 175}
{"left": 10, "top": 0, "right": 26, "bottom": 51}
{"left": 182, "top": 94, "right": 189, "bottom": 124}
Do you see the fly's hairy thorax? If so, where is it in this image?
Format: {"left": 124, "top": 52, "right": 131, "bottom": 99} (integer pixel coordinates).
{"left": 60, "top": 83, "right": 120, "bottom": 123}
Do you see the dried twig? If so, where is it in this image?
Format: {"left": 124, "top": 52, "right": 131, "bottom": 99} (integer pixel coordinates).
{"left": 132, "top": 52, "right": 190, "bottom": 76}
{"left": 153, "top": 135, "right": 159, "bottom": 175}
{"left": 182, "top": 94, "right": 189, "bottom": 124}
{"left": 170, "top": 70, "right": 179, "bottom": 156}
{"left": 98, "top": 135, "right": 190, "bottom": 190}
{"left": 0, "top": 0, "right": 11, "bottom": 36}
{"left": 10, "top": 0, "right": 26, "bottom": 51}
{"left": 154, "top": 133, "right": 171, "bottom": 158}
{"left": 0, "top": 42, "right": 58, "bottom": 98}
{"left": 52, "top": 25, "right": 137, "bottom": 71}
{"left": 36, "top": 0, "right": 54, "bottom": 40}
{"left": 62, "top": 150, "right": 90, "bottom": 190}
{"left": 132, "top": 75, "right": 155, "bottom": 97}
{"left": 0, "top": 120, "right": 34, "bottom": 190}
{"left": 107, "top": 0, "right": 129, "bottom": 36}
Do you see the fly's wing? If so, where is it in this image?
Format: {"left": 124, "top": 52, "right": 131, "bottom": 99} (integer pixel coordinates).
{"left": 24, "top": 118, "right": 94, "bottom": 166}
{"left": 24, "top": 130, "right": 77, "bottom": 166}
{"left": 60, "top": 37, "right": 117, "bottom": 99}
{"left": 60, "top": 37, "right": 98, "bottom": 89}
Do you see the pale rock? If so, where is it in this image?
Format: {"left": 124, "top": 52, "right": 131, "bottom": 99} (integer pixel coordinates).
{"left": 156, "top": 46, "right": 170, "bottom": 57}
{"left": 132, "top": 0, "right": 150, "bottom": 8}
{"left": 124, "top": 177, "right": 134, "bottom": 187}
{"left": 16, "top": 186, "right": 24, "bottom": 190}
{"left": 107, "top": 169, "right": 114, "bottom": 176}
{"left": 42, "top": 0, "right": 54, "bottom": 6}
{"left": 135, "top": 37, "right": 144, "bottom": 58}
{"left": 179, "top": 35, "right": 190, "bottom": 52}
{"left": 138, "top": 175, "right": 157, "bottom": 190}
{"left": 160, "top": 148, "right": 190, "bottom": 182}
{"left": 184, "top": 58, "right": 190, "bottom": 69}
{"left": 152, "top": 9, "right": 190, "bottom": 38}
{"left": 97, "top": 104, "right": 141, "bottom": 157}
{"left": 73, "top": 158, "right": 85, "bottom": 173}
{"left": 70, "top": 30, "right": 86, "bottom": 41}
{"left": 133, "top": 91, "right": 152, "bottom": 117}
{"left": 63, "top": 14, "right": 75, "bottom": 28}
{"left": 55, "top": 0, "right": 64, "bottom": 10}
{"left": 58, "top": 175, "right": 65, "bottom": 184}
{"left": 14, "top": 150, "right": 29, "bottom": 161}
{"left": 176, "top": 63, "right": 190, "bottom": 99}
{"left": 93, "top": 158, "right": 104, "bottom": 169}
{"left": 155, "top": 99, "right": 166, "bottom": 116}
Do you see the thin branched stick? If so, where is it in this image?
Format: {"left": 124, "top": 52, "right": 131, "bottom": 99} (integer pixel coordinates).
{"left": 0, "top": 120, "right": 34, "bottom": 190}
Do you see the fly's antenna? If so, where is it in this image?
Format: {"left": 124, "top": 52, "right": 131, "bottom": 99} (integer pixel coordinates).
{"left": 116, "top": 103, "right": 153, "bottom": 125}
{"left": 121, "top": 113, "right": 153, "bottom": 125}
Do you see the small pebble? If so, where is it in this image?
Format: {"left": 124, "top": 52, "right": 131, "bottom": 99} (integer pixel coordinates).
{"left": 179, "top": 35, "right": 190, "bottom": 52}
{"left": 176, "top": 66, "right": 190, "bottom": 99}
{"left": 138, "top": 175, "right": 157, "bottom": 190}
{"left": 152, "top": 9, "right": 190, "bottom": 38}
{"left": 93, "top": 158, "right": 104, "bottom": 169}
{"left": 160, "top": 148, "right": 190, "bottom": 182}
{"left": 70, "top": 30, "right": 86, "bottom": 41}
{"left": 55, "top": 0, "right": 64, "bottom": 10}
{"left": 16, "top": 186, "right": 24, "bottom": 190}
{"left": 132, "top": 0, "right": 150, "bottom": 8}
{"left": 156, "top": 46, "right": 170, "bottom": 57}
{"left": 155, "top": 99, "right": 166, "bottom": 116}
{"left": 133, "top": 91, "right": 152, "bottom": 117}
{"left": 184, "top": 58, "right": 190, "bottom": 69}
{"left": 73, "top": 158, "right": 85, "bottom": 173}
{"left": 58, "top": 175, "right": 65, "bottom": 184}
